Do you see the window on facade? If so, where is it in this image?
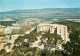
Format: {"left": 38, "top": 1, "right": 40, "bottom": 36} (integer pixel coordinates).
{"left": 59, "top": 29, "right": 61, "bottom": 33}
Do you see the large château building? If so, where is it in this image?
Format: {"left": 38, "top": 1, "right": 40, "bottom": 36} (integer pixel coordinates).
{"left": 37, "top": 23, "right": 68, "bottom": 43}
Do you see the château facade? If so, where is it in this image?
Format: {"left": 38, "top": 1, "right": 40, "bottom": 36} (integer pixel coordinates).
{"left": 37, "top": 23, "right": 68, "bottom": 43}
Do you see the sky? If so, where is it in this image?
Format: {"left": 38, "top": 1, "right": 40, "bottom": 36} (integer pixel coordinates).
{"left": 0, "top": 0, "right": 80, "bottom": 12}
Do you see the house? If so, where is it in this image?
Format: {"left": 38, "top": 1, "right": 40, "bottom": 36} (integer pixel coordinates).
{"left": 4, "top": 26, "right": 20, "bottom": 34}
{"left": 0, "top": 37, "right": 5, "bottom": 40}
{"left": 0, "top": 43, "right": 5, "bottom": 50}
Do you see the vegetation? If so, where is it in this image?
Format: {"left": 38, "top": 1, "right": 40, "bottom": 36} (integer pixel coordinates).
{"left": 0, "top": 21, "right": 16, "bottom": 26}
{"left": 41, "top": 32, "right": 62, "bottom": 47}
{"left": 0, "top": 31, "right": 4, "bottom": 37}
{"left": 14, "top": 36, "right": 24, "bottom": 46}
{"left": 57, "top": 20, "right": 80, "bottom": 32}
{"left": 0, "top": 49, "right": 6, "bottom": 55}
{"left": 19, "top": 28, "right": 26, "bottom": 34}
{"left": 14, "top": 31, "right": 39, "bottom": 47}
{"left": 23, "top": 31, "right": 39, "bottom": 42}
{"left": 6, "top": 43, "right": 12, "bottom": 48}
{"left": 12, "top": 21, "right": 80, "bottom": 56}
{"left": 5, "top": 43, "right": 12, "bottom": 51}
{"left": 4, "top": 45, "right": 63, "bottom": 56}
{"left": 62, "top": 30, "right": 80, "bottom": 56}
{"left": 0, "top": 20, "right": 80, "bottom": 56}
{"left": 11, "top": 29, "right": 19, "bottom": 35}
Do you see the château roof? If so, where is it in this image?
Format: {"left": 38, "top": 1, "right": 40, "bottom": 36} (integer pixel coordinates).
{"left": 37, "top": 23, "right": 66, "bottom": 28}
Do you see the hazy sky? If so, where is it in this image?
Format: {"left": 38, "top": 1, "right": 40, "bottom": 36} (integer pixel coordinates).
{"left": 0, "top": 0, "right": 80, "bottom": 12}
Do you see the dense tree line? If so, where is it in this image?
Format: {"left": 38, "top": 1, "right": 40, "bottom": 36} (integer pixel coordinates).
{"left": 56, "top": 20, "right": 80, "bottom": 32}
{"left": 1, "top": 46, "right": 63, "bottom": 56}
{"left": 62, "top": 30, "right": 80, "bottom": 56}
{"left": 0, "top": 21, "right": 16, "bottom": 26}
{"left": 41, "top": 32, "right": 62, "bottom": 48}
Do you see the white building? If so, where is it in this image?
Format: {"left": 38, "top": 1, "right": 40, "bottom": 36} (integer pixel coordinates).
{"left": 37, "top": 23, "right": 68, "bottom": 43}
{"left": 4, "top": 26, "right": 20, "bottom": 34}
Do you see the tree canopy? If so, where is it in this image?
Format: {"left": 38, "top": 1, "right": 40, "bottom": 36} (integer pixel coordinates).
{"left": 41, "top": 32, "right": 62, "bottom": 46}
{"left": 62, "top": 30, "right": 80, "bottom": 56}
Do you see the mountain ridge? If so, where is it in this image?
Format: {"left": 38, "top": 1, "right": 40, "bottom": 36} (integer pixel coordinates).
{"left": 0, "top": 8, "right": 80, "bottom": 14}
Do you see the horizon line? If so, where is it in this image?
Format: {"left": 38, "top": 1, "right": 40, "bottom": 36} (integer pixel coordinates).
{"left": 0, "top": 7, "right": 80, "bottom": 12}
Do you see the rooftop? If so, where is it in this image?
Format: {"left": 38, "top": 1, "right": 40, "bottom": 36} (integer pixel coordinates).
{"left": 37, "top": 23, "right": 66, "bottom": 27}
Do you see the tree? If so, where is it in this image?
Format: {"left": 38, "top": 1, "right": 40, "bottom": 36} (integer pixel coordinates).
{"left": 9, "top": 34, "right": 12, "bottom": 40}
{"left": 54, "top": 34, "right": 62, "bottom": 45}
{"left": 6, "top": 43, "right": 12, "bottom": 48}
{"left": 0, "top": 49, "right": 6, "bottom": 55}
{"left": 0, "top": 31, "right": 4, "bottom": 37}
{"left": 8, "top": 48, "right": 23, "bottom": 56}
{"left": 54, "top": 50, "right": 63, "bottom": 56}
{"left": 11, "top": 29, "right": 19, "bottom": 35}
{"left": 6, "top": 43, "right": 12, "bottom": 52}
{"left": 41, "top": 32, "right": 62, "bottom": 47}
{"left": 23, "top": 24, "right": 32, "bottom": 31}
{"left": 26, "top": 52, "right": 33, "bottom": 56}
{"left": 57, "top": 20, "right": 80, "bottom": 32}
{"left": 19, "top": 28, "right": 26, "bottom": 34}
{"left": 62, "top": 30, "right": 80, "bottom": 56}
{"left": 40, "top": 49, "right": 51, "bottom": 56}
{"left": 15, "top": 36, "right": 24, "bottom": 46}
{"left": 40, "top": 49, "right": 63, "bottom": 56}
{"left": 23, "top": 31, "right": 38, "bottom": 42}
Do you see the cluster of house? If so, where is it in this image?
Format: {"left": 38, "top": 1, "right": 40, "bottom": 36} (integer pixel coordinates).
{"left": 0, "top": 34, "right": 20, "bottom": 52}
{"left": 0, "top": 25, "right": 20, "bottom": 34}
{"left": 0, "top": 24, "right": 21, "bottom": 51}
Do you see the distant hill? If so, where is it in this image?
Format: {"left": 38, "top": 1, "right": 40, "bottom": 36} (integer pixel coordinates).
{"left": 0, "top": 8, "right": 80, "bottom": 21}
{"left": 0, "top": 8, "right": 80, "bottom": 14}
